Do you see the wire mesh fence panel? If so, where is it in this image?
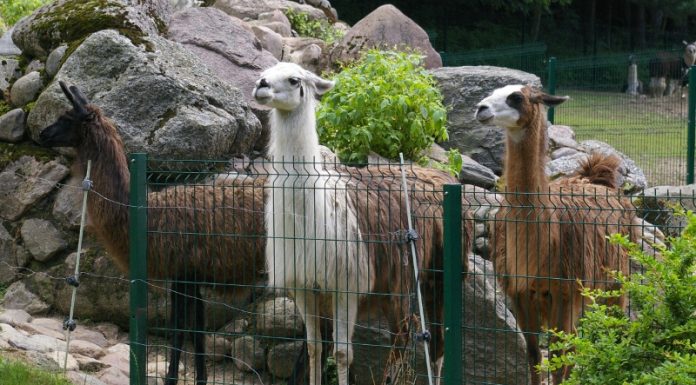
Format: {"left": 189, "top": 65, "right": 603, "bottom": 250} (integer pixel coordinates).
{"left": 127, "top": 156, "right": 689, "bottom": 385}
{"left": 128, "top": 157, "right": 467, "bottom": 385}
{"left": 441, "top": 43, "right": 548, "bottom": 81}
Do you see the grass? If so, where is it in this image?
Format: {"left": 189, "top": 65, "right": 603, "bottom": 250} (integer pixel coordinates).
{"left": 0, "top": 355, "right": 72, "bottom": 385}
{"left": 553, "top": 89, "right": 689, "bottom": 186}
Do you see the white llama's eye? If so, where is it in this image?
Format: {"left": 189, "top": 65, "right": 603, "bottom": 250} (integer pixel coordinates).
{"left": 288, "top": 77, "right": 300, "bottom": 86}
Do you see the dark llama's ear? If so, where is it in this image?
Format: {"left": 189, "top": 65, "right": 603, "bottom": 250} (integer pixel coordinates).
{"left": 58, "top": 81, "right": 89, "bottom": 116}
{"left": 69, "top": 85, "right": 90, "bottom": 107}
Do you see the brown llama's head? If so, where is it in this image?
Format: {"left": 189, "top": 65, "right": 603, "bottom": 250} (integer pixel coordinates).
{"left": 475, "top": 85, "right": 568, "bottom": 134}
{"left": 39, "top": 81, "right": 96, "bottom": 148}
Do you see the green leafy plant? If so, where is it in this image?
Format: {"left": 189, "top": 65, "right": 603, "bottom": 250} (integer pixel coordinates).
{"left": 284, "top": 8, "right": 344, "bottom": 44}
{"left": 0, "top": 0, "right": 53, "bottom": 27}
{"left": 317, "top": 50, "right": 450, "bottom": 169}
{"left": 0, "top": 356, "right": 73, "bottom": 385}
{"left": 541, "top": 211, "right": 696, "bottom": 385}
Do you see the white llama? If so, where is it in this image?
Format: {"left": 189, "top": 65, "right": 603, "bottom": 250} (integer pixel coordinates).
{"left": 254, "top": 62, "right": 371, "bottom": 385}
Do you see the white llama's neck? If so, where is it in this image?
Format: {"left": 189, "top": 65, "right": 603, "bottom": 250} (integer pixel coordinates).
{"left": 267, "top": 99, "right": 323, "bottom": 164}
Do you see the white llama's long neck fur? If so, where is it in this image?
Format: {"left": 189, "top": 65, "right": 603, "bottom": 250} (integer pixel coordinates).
{"left": 267, "top": 98, "right": 323, "bottom": 164}
{"left": 264, "top": 90, "right": 371, "bottom": 295}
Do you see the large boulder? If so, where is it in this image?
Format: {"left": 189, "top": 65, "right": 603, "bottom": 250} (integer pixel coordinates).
{"left": 330, "top": 4, "right": 441, "bottom": 69}
{"left": 431, "top": 66, "right": 542, "bottom": 174}
{"left": 167, "top": 7, "right": 277, "bottom": 151}
{"left": 27, "top": 29, "right": 262, "bottom": 163}
{"left": 11, "top": 0, "right": 170, "bottom": 59}
{"left": 213, "top": 0, "right": 327, "bottom": 23}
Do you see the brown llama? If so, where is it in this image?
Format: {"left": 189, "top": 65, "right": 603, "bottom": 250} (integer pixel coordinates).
{"left": 254, "top": 62, "right": 471, "bottom": 385}
{"left": 475, "top": 85, "right": 640, "bottom": 385}
{"left": 40, "top": 81, "right": 266, "bottom": 385}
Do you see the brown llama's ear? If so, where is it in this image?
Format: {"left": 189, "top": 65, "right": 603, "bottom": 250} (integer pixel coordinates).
{"left": 530, "top": 89, "right": 569, "bottom": 107}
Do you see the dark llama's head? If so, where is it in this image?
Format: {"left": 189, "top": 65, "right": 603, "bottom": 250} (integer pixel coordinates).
{"left": 39, "top": 81, "right": 99, "bottom": 148}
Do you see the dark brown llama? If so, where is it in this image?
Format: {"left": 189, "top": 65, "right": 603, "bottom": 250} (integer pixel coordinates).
{"left": 40, "top": 82, "right": 266, "bottom": 385}
{"left": 475, "top": 85, "right": 640, "bottom": 385}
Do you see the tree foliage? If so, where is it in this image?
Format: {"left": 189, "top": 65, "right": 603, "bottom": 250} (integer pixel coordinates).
{"left": 317, "top": 49, "right": 450, "bottom": 168}
{"left": 0, "top": 0, "right": 52, "bottom": 26}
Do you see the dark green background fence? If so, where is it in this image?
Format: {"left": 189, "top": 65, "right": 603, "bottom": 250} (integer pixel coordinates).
{"left": 444, "top": 45, "right": 694, "bottom": 187}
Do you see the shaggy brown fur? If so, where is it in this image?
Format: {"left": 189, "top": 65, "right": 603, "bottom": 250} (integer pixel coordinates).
{"left": 488, "top": 86, "right": 639, "bottom": 385}
{"left": 40, "top": 83, "right": 266, "bottom": 385}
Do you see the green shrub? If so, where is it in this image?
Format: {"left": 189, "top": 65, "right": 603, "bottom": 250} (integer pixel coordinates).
{"left": 0, "top": 0, "right": 53, "bottom": 27}
{"left": 317, "top": 50, "right": 451, "bottom": 169}
{"left": 541, "top": 211, "right": 696, "bottom": 385}
{"left": 284, "top": 8, "right": 344, "bottom": 45}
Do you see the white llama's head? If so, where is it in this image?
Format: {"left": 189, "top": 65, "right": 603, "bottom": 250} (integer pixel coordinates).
{"left": 475, "top": 85, "right": 568, "bottom": 129}
{"left": 683, "top": 40, "right": 696, "bottom": 66}
{"left": 253, "top": 62, "right": 334, "bottom": 112}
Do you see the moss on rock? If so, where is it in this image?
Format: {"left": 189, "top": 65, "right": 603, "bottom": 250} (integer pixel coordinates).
{"left": 0, "top": 141, "right": 57, "bottom": 170}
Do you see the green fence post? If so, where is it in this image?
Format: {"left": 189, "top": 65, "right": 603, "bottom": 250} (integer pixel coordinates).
{"left": 440, "top": 51, "right": 447, "bottom": 67}
{"left": 688, "top": 66, "right": 696, "bottom": 184}
{"left": 443, "top": 184, "right": 463, "bottom": 385}
{"left": 547, "top": 56, "right": 557, "bottom": 124}
{"left": 129, "top": 153, "right": 148, "bottom": 385}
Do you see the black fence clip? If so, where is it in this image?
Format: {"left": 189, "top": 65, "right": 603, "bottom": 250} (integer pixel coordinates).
{"left": 415, "top": 329, "right": 431, "bottom": 342}
{"left": 63, "top": 318, "right": 77, "bottom": 332}
{"left": 82, "top": 178, "right": 93, "bottom": 191}
{"left": 65, "top": 276, "right": 80, "bottom": 287}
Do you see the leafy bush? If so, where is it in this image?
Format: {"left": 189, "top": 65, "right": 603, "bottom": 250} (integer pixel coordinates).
{"left": 541, "top": 211, "right": 696, "bottom": 385}
{"left": 317, "top": 50, "right": 453, "bottom": 170}
{"left": 284, "top": 8, "right": 344, "bottom": 45}
{"left": 0, "top": 0, "right": 53, "bottom": 26}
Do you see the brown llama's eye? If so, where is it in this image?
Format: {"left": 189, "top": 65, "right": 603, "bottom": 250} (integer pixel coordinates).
{"left": 288, "top": 77, "right": 300, "bottom": 86}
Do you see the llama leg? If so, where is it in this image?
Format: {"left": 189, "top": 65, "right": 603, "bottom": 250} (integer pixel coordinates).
{"left": 513, "top": 291, "right": 542, "bottom": 385}
{"left": 295, "top": 292, "right": 322, "bottom": 385}
{"left": 192, "top": 284, "right": 208, "bottom": 385}
{"left": 333, "top": 293, "right": 358, "bottom": 385}
{"left": 166, "top": 282, "right": 187, "bottom": 385}
{"left": 548, "top": 285, "right": 578, "bottom": 385}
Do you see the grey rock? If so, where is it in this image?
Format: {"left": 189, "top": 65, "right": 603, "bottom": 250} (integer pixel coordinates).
{"left": 231, "top": 335, "right": 265, "bottom": 371}
{"left": 460, "top": 154, "right": 498, "bottom": 189}
{"left": 51, "top": 176, "right": 83, "bottom": 230}
{"left": 548, "top": 124, "right": 578, "bottom": 149}
{"left": 255, "top": 297, "right": 304, "bottom": 338}
{"left": 65, "top": 371, "right": 109, "bottom": 385}
{"left": 431, "top": 66, "right": 541, "bottom": 174}
{"left": 0, "top": 108, "right": 26, "bottom": 142}
{"left": 100, "top": 342, "right": 130, "bottom": 373}
{"left": 463, "top": 255, "right": 529, "bottom": 385}
{"left": 0, "top": 27, "right": 21, "bottom": 55}
{"left": 20, "top": 218, "right": 67, "bottom": 262}
{"left": 266, "top": 341, "right": 304, "bottom": 379}
{"left": 0, "top": 309, "right": 33, "bottom": 326}
{"left": 46, "top": 350, "right": 79, "bottom": 371}
{"left": 45, "top": 45, "right": 67, "bottom": 78}
{"left": 167, "top": 7, "right": 275, "bottom": 150}
{"left": 26, "top": 59, "right": 44, "bottom": 74}
{"left": 252, "top": 25, "right": 284, "bottom": 60}
{"left": 257, "top": 20, "right": 293, "bottom": 38}
{"left": 0, "top": 156, "right": 70, "bottom": 221}
{"left": 330, "top": 4, "right": 441, "bottom": 69}
{"left": 69, "top": 339, "right": 105, "bottom": 358}
{"left": 11, "top": 0, "right": 165, "bottom": 59}
{"left": 10, "top": 71, "right": 44, "bottom": 107}
{"left": 282, "top": 37, "right": 326, "bottom": 73}
{"left": 474, "top": 236, "right": 489, "bottom": 258}
{"left": 256, "top": 9, "right": 292, "bottom": 37}
{"left": 2, "top": 281, "right": 50, "bottom": 314}
{"left": 214, "top": 0, "right": 327, "bottom": 22}
{"left": 0, "top": 223, "right": 30, "bottom": 284}
{"left": 550, "top": 146, "right": 579, "bottom": 160}
{"left": 73, "top": 355, "right": 110, "bottom": 373}
{"left": 96, "top": 366, "right": 129, "bottom": 385}
{"left": 206, "top": 334, "right": 232, "bottom": 362}
{"left": 28, "top": 30, "right": 261, "bottom": 164}
{"left": 0, "top": 57, "right": 22, "bottom": 94}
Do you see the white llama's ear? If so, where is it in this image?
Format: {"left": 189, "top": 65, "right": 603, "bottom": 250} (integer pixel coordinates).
{"left": 304, "top": 71, "right": 335, "bottom": 95}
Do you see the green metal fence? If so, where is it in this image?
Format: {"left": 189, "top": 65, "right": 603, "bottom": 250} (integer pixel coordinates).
{"left": 443, "top": 45, "right": 695, "bottom": 187}
{"left": 126, "top": 156, "right": 681, "bottom": 385}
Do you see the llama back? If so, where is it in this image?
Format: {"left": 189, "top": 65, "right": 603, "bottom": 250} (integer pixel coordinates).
{"left": 147, "top": 179, "right": 266, "bottom": 287}
{"left": 575, "top": 153, "right": 622, "bottom": 189}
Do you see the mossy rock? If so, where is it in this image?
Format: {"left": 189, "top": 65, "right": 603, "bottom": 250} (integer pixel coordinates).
{"left": 0, "top": 141, "right": 57, "bottom": 170}
{"left": 11, "top": 0, "right": 165, "bottom": 59}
